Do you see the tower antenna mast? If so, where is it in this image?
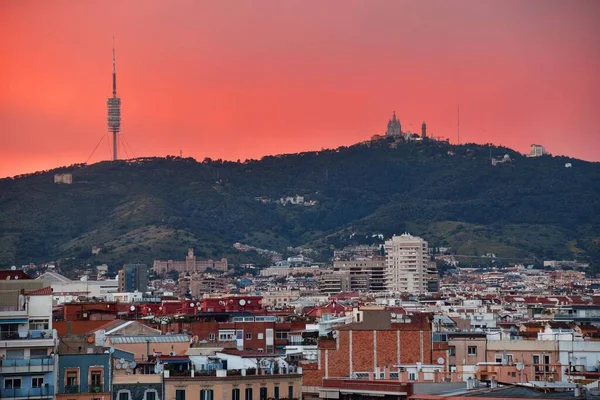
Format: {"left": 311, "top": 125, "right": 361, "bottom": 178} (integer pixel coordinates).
{"left": 107, "top": 36, "right": 121, "bottom": 161}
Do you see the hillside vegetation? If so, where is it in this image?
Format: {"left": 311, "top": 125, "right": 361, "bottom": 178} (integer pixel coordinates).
{"left": 0, "top": 138, "right": 598, "bottom": 270}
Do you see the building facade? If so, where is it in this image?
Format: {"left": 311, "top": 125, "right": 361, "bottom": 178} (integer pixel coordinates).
{"left": 118, "top": 264, "right": 149, "bottom": 293}
{"left": 0, "top": 285, "right": 57, "bottom": 400}
{"left": 153, "top": 249, "right": 228, "bottom": 275}
{"left": 164, "top": 371, "right": 302, "bottom": 400}
{"left": 386, "top": 112, "right": 402, "bottom": 136}
{"left": 384, "top": 234, "right": 436, "bottom": 294}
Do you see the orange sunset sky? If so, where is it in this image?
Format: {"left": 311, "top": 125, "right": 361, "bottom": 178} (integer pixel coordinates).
{"left": 1, "top": 0, "right": 599, "bottom": 178}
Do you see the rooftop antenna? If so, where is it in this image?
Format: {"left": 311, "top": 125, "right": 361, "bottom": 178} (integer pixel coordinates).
{"left": 107, "top": 36, "right": 121, "bottom": 161}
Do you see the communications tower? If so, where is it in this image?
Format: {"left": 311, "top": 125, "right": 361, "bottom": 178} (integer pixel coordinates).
{"left": 107, "top": 38, "right": 121, "bottom": 161}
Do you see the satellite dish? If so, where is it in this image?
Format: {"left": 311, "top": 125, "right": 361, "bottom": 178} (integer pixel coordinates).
{"left": 130, "top": 361, "right": 137, "bottom": 369}
{"left": 332, "top": 330, "right": 339, "bottom": 339}
{"left": 239, "top": 299, "right": 246, "bottom": 306}
{"left": 391, "top": 313, "right": 397, "bottom": 318}
{"left": 516, "top": 363, "right": 524, "bottom": 371}
{"left": 109, "top": 347, "right": 115, "bottom": 354}
{"left": 120, "top": 358, "right": 125, "bottom": 363}
{"left": 190, "top": 303, "right": 195, "bottom": 307}
{"left": 115, "top": 363, "right": 122, "bottom": 369}
{"left": 248, "top": 300, "right": 252, "bottom": 304}
{"left": 437, "top": 357, "right": 445, "bottom": 365}
{"left": 122, "top": 361, "right": 129, "bottom": 369}
{"left": 130, "top": 306, "right": 136, "bottom": 311}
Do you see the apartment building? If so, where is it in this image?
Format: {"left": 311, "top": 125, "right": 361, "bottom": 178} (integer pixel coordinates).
{"left": 302, "top": 312, "right": 446, "bottom": 397}
{"left": 384, "top": 234, "right": 436, "bottom": 294}
{"left": 164, "top": 370, "right": 302, "bottom": 400}
{"left": 0, "top": 284, "right": 57, "bottom": 400}
{"left": 332, "top": 256, "right": 386, "bottom": 292}
{"left": 118, "top": 263, "right": 149, "bottom": 293}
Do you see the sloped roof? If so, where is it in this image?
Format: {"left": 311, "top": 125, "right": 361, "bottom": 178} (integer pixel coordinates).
{"left": 109, "top": 335, "right": 189, "bottom": 344}
{"left": 25, "top": 287, "right": 53, "bottom": 296}
{"left": 37, "top": 271, "right": 72, "bottom": 284}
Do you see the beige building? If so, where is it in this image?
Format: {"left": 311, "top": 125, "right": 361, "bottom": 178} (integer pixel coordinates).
{"left": 384, "top": 234, "right": 436, "bottom": 294}
{"left": 164, "top": 371, "right": 302, "bottom": 400}
{"left": 261, "top": 290, "right": 301, "bottom": 308}
{"left": 184, "top": 274, "right": 227, "bottom": 299}
{"left": 332, "top": 256, "right": 386, "bottom": 292}
{"left": 446, "top": 332, "right": 487, "bottom": 369}
{"left": 154, "top": 248, "right": 228, "bottom": 274}
{"left": 319, "top": 271, "right": 351, "bottom": 294}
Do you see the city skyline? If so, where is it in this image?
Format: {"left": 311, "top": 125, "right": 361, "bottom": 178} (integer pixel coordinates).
{"left": 1, "top": 0, "right": 599, "bottom": 178}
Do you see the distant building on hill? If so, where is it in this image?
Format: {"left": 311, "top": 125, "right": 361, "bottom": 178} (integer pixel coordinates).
{"left": 54, "top": 173, "right": 72, "bottom": 184}
{"left": 386, "top": 111, "right": 402, "bottom": 136}
{"left": 528, "top": 144, "right": 547, "bottom": 157}
{"left": 153, "top": 248, "right": 228, "bottom": 274}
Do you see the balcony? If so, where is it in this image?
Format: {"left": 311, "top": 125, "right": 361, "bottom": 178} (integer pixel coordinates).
{"left": 0, "top": 330, "right": 55, "bottom": 348}
{"left": 0, "top": 306, "right": 28, "bottom": 318}
{"left": 59, "top": 385, "right": 108, "bottom": 395}
{"left": 0, "top": 357, "right": 54, "bottom": 373}
{"left": 0, "top": 385, "right": 54, "bottom": 399}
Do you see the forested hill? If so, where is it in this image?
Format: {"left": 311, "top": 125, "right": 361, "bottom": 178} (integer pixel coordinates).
{"left": 1, "top": 138, "right": 599, "bottom": 270}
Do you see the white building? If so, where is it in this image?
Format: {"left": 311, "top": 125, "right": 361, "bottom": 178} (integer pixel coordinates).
{"left": 384, "top": 233, "right": 433, "bottom": 294}
{"left": 528, "top": 144, "right": 546, "bottom": 157}
{"left": 37, "top": 272, "right": 118, "bottom": 303}
{"left": 0, "top": 286, "right": 57, "bottom": 400}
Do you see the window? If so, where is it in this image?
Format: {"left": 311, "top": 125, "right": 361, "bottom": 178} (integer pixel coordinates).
{"left": 175, "top": 389, "right": 185, "bottom": 400}
{"left": 30, "top": 349, "right": 48, "bottom": 359}
{"left": 259, "top": 387, "right": 267, "bottom": 400}
{"left": 145, "top": 391, "right": 156, "bottom": 400}
{"left": 66, "top": 370, "right": 78, "bottom": 388}
{"left": 5, "top": 378, "right": 22, "bottom": 389}
{"left": 258, "top": 348, "right": 264, "bottom": 353}
{"left": 200, "top": 389, "right": 213, "bottom": 400}
{"left": 274, "top": 386, "right": 279, "bottom": 400}
{"left": 266, "top": 346, "right": 273, "bottom": 353}
{"left": 32, "top": 377, "right": 44, "bottom": 388}
{"left": 495, "top": 355, "right": 502, "bottom": 363}
{"left": 257, "top": 333, "right": 264, "bottom": 340}
{"left": 91, "top": 370, "right": 102, "bottom": 388}
{"left": 246, "top": 333, "right": 252, "bottom": 340}
{"left": 232, "top": 388, "right": 241, "bottom": 400}
{"left": 6, "top": 349, "right": 24, "bottom": 359}
{"left": 275, "top": 331, "right": 288, "bottom": 340}
{"left": 288, "top": 385, "right": 294, "bottom": 399}
{"left": 29, "top": 319, "right": 49, "bottom": 330}
{"left": 448, "top": 346, "right": 456, "bottom": 356}
{"left": 245, "top": 388, "right": 253, "bottom": 400}
{"left": 208, "top": 333, "right": 215, "bottom": 341}
{"left": 119, "top": 392, "right": 130, "bottom": 400}
{"left": 409, "top": 373, "right": 416, "bottom": 380}
{"left": 218, "top": 330, "right": 235, "bottom": 341}
{"left": 533, "top": 355, "right": 540, "bottom": 365}
{"left": 467, "top": 346, "right": 477, "bottom": 356}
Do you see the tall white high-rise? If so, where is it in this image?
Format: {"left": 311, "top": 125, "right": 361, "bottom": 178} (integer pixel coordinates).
{"left": 384, "top": 233, "right": 432, "bottom": 294}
